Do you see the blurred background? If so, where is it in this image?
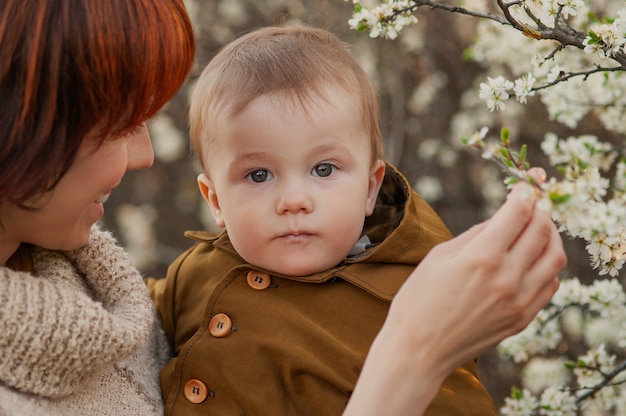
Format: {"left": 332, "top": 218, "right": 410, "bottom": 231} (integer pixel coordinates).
{"left": 101, "top": 0, "right": 615, "bottom": 407}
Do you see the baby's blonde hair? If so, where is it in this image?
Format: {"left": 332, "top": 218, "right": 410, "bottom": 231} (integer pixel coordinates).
{"left": 189, "top": 25, "right": 384, "bottom": 173}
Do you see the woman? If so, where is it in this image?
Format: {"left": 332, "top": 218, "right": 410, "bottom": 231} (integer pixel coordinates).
{"left": 0, "top": 0, "right": 565, "bottom": 414}
{"left": 0, "top": 1, "right": 194, "bottom": 414}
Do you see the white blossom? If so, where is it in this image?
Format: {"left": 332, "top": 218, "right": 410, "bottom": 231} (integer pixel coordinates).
{"left": 587, "top": 279, "right": 626, "bottom": 317}
{"left": 574, "top": 344, "right": 615, "bottom": 388}
{"left": 551, "top": 277, "right": 586, "bottom": 307}
{"left": 583, "top": 24, "right": 625, "bottom": 59}
{"left": 499, "top": 309, "right": 562, "bottom": 363}
{"left": 465, "top": 126, "right": 489, "bottom": 146}
{"left": 522, "top": 358, "right": 571, "bottom": 394}
{"left": 556, "top": 0, "right": 587, "bottom": 19}
{"left": 538, "top": 386, "right": 577, "bottom": 416}
{"left": 501, "top": 388, "right": 540, "bottom": 416}
{"left": 346, "top": 1, "right": 417, "bottom": 39}
{"left": 514, "top": 73, "right": 536, "bottom": 104}
{"left": 479, "top": 76, "right": 514, "bottom": 111}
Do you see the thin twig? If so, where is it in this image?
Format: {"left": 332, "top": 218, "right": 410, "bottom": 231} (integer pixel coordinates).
{"left": 576, "top": 359, "right": 626, "bottom": 402}
{"left": 532, "top": 66, "right": 623, "bottom": 92}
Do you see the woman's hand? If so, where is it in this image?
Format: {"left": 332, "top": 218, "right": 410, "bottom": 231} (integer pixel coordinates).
{"left": 346, "top": 172, "right": 566, "bottom": 415}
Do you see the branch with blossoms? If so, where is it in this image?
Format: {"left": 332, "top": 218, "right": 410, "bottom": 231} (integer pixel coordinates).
{"left": 345, "top": 0, "right": 626, "bottom": 65}
{"left": 498, "top": 277, "right": 626, "bottom": 414}
{"left": 461, "top": 127, "right": 532, "bottom": 185}
{"left": 573, "top": 358, "right": 626, "bottom": 402}
{"left": 464, "top": 126, "right": 626, "bottom": 412}
{"left": 345, "top": 0, "right": 508, "bottom": 39}
{"left": 344, "top": 2, "right": 626, "bottom": 413}
{"left": 463, "top": 127, "right": 626, "bottom": 277}
{"left": 345, "top": 0, "right": 626, "bottom": 134}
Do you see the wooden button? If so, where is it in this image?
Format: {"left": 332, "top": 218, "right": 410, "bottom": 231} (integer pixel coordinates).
{"left": 246, "top": 270, "right": 271, "bottom": 290}
{"left": 184, "top": 378, "right": 208, "bottom": 404}
{"left": 208, "top": 313, "right": 232, "bottom": 337}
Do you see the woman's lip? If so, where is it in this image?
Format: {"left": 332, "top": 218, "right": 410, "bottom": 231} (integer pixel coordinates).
{"left": 96, "top": 191, "right": 112, "bottom": 204}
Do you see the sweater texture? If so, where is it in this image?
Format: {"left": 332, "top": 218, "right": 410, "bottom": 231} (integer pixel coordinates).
{"left": 0, "top": 226, "right": 170, "bottom": 415}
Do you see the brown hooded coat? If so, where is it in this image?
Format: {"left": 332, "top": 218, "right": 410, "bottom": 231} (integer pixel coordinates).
{"left": 148, "top": 163, "right": 497, "bottom": 416}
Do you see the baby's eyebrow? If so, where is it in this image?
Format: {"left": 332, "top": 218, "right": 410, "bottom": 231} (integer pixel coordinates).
{"left": 307, "top": 144, "right": 353, "bottom": 159}
{"left": 230, "top": 151, "right": 272, "bottom": 164}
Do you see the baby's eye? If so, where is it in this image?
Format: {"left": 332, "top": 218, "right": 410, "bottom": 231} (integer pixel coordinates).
{"left": 312, "top": 163, "right": 335, "bottom": 178}
{"left": 246, "top": 169, "right": 273, "bottom": 183}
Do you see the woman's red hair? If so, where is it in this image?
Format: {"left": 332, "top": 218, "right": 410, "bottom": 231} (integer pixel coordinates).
{"left": 0, "top": 0, "right": 195, "bottom": 205}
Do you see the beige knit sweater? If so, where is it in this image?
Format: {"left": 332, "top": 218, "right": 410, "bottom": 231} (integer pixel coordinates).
{"left": 0, "top": 226, "right": 170, "bottom": 415}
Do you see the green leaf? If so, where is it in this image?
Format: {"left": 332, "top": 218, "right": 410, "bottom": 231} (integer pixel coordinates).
{"left": 574, "top": 157, "right": 589, "bottom": 170}
{"left": 549, "top": 192, "right": 572, "bottom": 204}
{"left": 500, "top": 128, "right": 510, "bottom": 145}
{"left": 587, "top": 30, "right": 601, "bottom": 44}
{"left": 357, "top": 22, "right": 369, "bottom": 32}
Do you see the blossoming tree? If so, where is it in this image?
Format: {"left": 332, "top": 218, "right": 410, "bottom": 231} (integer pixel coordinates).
{"left": 344, "top": 0, "right": 626, "bottom": 414}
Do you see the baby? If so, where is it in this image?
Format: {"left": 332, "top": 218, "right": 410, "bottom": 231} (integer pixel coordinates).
{"left": 149, "top": 25, "right": 497, "bottom": 415}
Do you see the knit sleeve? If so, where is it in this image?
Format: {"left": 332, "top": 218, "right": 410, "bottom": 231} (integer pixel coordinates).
{"left": 0, "top": 226, "right": 154, "bottom": 398}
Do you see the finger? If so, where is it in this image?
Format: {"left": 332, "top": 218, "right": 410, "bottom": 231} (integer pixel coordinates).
{"left": 433, "top": 220, "right": 490, "bottom": 257}
{"left": 519, "top": 222, "right": 566, "bottom": 295}
{"left": 486, "top": 275, "right": 559, "bottom": 342}
{"left": 471, "top": 182, "right": 537, "bottom": 254}
{"left": 506, "top": 205, "right": 556, "bottom": 272}
{"left": 513, "top": 277, "right": 560, "bottom": 336}
{"left": 527, "top": 167, "right": 546, "bottom": 185}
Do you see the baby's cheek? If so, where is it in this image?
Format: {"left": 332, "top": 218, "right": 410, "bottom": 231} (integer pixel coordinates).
{"left": 228, "top": 220, "right": 265, "bottom": 256}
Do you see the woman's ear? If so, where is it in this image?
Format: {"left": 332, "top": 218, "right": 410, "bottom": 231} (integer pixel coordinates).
{"left": 365, "top": 160, "right": 386, "bottom": 216}
{"left": 197, "top": 173, "right": 225, "bottom": 227}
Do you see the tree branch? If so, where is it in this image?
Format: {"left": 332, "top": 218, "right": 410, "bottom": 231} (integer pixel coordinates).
{"left": 532, "top": 65, "right": 623, "bottom": 92}
{"left": 412, "top": 0, "right": 510, "bottom": 26}
{"left": 409, "top": 0, "right": 626, "bottom": 69}
{"left": 575, "top": 358, "right": 626, "bottom": 402}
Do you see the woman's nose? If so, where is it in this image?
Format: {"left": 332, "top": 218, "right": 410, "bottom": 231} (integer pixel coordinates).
{"left": 126, "top": 123, "right": 154, "bottom": 170}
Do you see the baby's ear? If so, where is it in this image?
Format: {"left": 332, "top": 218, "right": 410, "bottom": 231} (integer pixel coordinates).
{"left": 365, "top": 160, "right": 385, "bottom": 216}
{"left": 197, "top": 173, "right": 225, "bottom": 227}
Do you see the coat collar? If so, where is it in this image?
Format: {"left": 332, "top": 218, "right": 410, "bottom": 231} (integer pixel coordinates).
{"left": 5, "top": 243, "right": 35, "bottom": 274}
